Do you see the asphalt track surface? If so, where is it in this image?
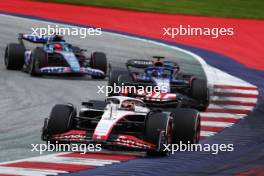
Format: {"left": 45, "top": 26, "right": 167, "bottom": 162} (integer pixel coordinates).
{"left": 0, "top": 14, "right": 206, "bottom": 162}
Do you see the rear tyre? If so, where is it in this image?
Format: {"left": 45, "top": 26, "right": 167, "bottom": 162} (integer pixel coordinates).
{"left": 118, "top": 74, "right": 133, "bottom": 85}
{"left": 108, "top": 69, "right": 127, "bottom": 96}
{"left": 90, "top": 52, "right": 107, "bottom": 79}
{"left": 171, "top": 108, "right": 200, "bottom": 144}
{"left": 191, "top": 79, "right": 209, "bottom": 110}
{"left": 191, "top": 79, "right": 207, "bottom": 100}
{"left": 46, "top": 104, "right": 76, "bottom": 136}
{"left": 118, "top": 74, "right": 134, "bottom": 96}
{"left": 30, "top": 48, "right": 46, "bottom": 76}
{"left": 145, "top": 112, "right": 172, "bottom": 156}
{"left": 5, "top": 43, "right": 25, "bottom": 70}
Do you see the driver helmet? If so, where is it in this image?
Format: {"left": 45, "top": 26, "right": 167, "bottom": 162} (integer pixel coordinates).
{"left": 52, "top": 43, "right": 63, "bottom": 51}
{"left": 121, "top": 100, "right": 135, "bottom": 110}
{"left": 154, "top": 60, "right": 164, "bottom": 67}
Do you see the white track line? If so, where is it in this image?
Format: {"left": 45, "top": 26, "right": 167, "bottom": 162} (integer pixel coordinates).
{"left": 201, "top": 121, "right": 234, "bottom": 127}
{"left": 210, "top": 96, "right": 258, "bottom": 103}
{"left": 0, "top": 166, "right": 67, "bottom": 176}
{"left": 208, "top": 104, "right": 254, "bottom": 110}
{"left": 213, "top": 88, "right": 258, "bottom": 95}
{"left": 27, "top": 155, "right": 119, "bottom": 166}
{"left": 200, "top": 131, "right": 216, "bottom": 137}
{"left": 200, "top": 112, "right": 245, "bottom": 119}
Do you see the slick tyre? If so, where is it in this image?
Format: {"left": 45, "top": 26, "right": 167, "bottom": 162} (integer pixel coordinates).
{"left": 46, "top": 104, "right": 76, "bottom": 135}
{"left": 108, "top": 69, "right": 127, "bottom": 96}
{"left": 191, "top": 79, "right": 208, "bottom": 101}
{"left": 171, "top": 108, "right": 201, "bottom": 144}
{"left": 118, "top": 74, "right": 133, "bottom": 85}
{"left": 117, "top": 74, "right": 134, "bottom": 96}
{"left": 90, "top": 52, "right": 107, "bottom": 79}
{"left": 191, "top": 79, "right": 209, "bottom": 110}
{"left": 5, "top": 43, "right": 25, "bottom": 70}
{"left": 145, "top": 112, "right": 172, "bottom": 156}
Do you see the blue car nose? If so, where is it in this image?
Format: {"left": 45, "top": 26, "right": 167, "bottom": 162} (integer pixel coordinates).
{"left": 59, "top": 52, "right": 81, "bottom": 72}
{"left": 72, "top": 67, "right": 80, "bottom": 72}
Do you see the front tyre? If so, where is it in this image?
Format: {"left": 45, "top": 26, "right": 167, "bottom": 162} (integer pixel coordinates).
{"left": 5, "top": 43, "right": 25, "bottom": 70}
{"left": 171, "top": 108, "right": 201, "bottom": 144}
{"left": 191, "top": 79, "right": 209, "bottom": 111}
{"left": 145, "top": 112, "right": 172, "bottom": 156}
{"left": 45, "top": 104, "right": 76, "bottom": 136}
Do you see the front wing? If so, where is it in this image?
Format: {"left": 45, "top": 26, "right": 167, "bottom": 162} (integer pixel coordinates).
{"left": 39, "top": 67, "right": 105, "bottom": 77}
{"left": 46, "top": 130, "right": 156, "bottom": 151}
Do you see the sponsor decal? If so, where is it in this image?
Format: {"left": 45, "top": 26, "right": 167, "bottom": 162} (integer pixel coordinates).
{"left": 23, "top": 34, "right": 51, "bottom": 43}
{"left": 41, "top": 67, "right": 66, "bottom": 73}
{"left": 133, "top": 60, "right": 153, "bottom": 65}
{"left": 40, "top": 67, "right": 104, "bottom": 75}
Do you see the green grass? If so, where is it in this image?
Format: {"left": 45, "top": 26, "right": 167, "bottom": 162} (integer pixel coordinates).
{"left": 38, "top": 0, "right": 264, "bottom": 19}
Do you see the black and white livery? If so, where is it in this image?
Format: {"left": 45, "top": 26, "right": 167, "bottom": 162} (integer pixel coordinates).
{"left": 42, "top": 96, "right": 201, "bottom": 155}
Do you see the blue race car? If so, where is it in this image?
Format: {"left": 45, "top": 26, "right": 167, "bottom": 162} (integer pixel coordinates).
{"left": 4, "top": 34, "right": 107, "bottom": 79}
{"left": 108, "top": 56, "right": 209, "bottom": 111}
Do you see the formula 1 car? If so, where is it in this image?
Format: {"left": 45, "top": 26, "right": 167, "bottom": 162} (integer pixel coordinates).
{"left": 41, "top": 96, "right": 201, "bottom": 155}
{"left": 108, "top": 56, "right": 209, "bottom": 111}
{"left": 4, "top": 34, "right": 107, "bottom": 79}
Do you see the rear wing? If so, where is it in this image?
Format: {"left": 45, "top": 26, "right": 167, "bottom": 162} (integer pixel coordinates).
{"left": 18, "top": 33, "right": 53, "bottom": 44}
{"left": 126, "top": 56, "right": 167, "bottom": 69}
{"left": 126, "top": 59, "right": 153, "bottom": 69}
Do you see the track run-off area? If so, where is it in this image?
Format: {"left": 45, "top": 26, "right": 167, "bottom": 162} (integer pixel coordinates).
{"left": 0, "top": 14, "right": 262, "bottom": 176}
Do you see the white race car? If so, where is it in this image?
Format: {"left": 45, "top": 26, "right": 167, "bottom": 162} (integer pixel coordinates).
{"left": 42, "top": 96, "right": 201, "bottom": 155}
